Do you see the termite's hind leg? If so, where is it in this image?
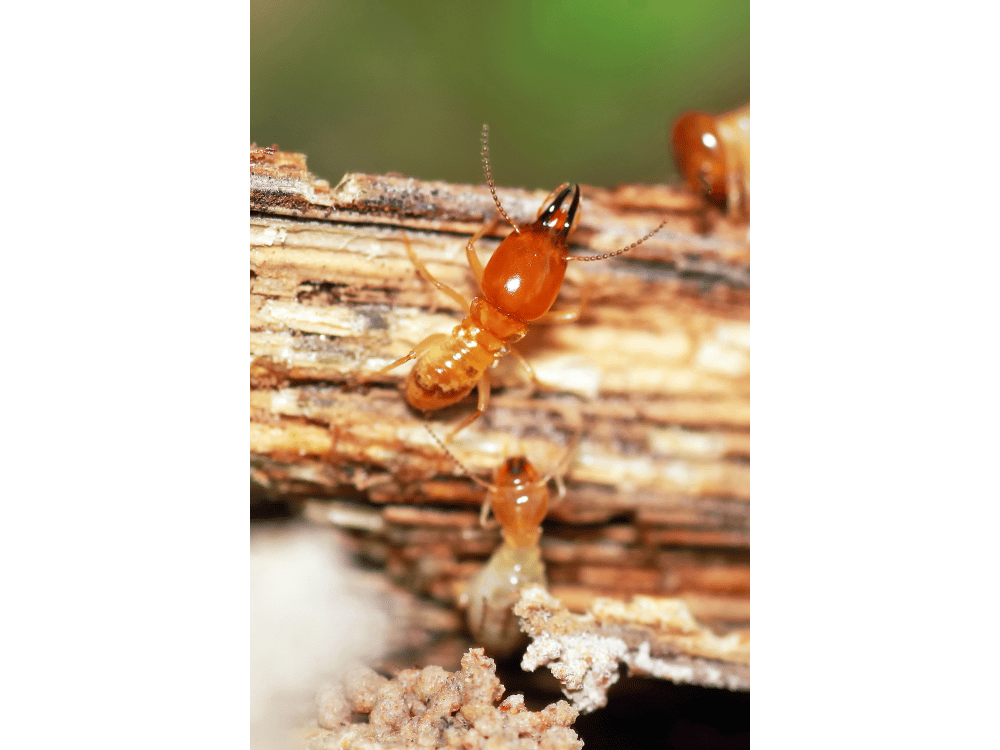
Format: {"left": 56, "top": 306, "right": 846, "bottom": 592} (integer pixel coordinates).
{"left": 447, "top": 377, "right": 490, "bottom": 439}
{"left": 401, "top": 233, "right": 470, "bottom": 312}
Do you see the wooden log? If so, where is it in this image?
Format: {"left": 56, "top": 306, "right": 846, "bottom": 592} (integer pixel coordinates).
{"left": 515, "top": 587, "right": 750, "bottom": 712}
{"left": 250, "top": 145, "right": 750, "bottom": 643}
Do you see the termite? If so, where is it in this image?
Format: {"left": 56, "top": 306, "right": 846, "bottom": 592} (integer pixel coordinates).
{"left": 671, "top": 104, "right": 750, "bottom": 218}
{"left": 425, "top": 421, "right": 578, "bottom": 655}
{"left": 374, "top": 124, "right": 672, "bottom": 436}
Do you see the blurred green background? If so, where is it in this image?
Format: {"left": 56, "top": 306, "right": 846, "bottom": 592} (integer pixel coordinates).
{"left": 251, "top": 0, "right": 748, "bottom": 191}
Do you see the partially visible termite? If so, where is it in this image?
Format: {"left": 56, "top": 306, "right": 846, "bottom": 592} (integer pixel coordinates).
{"left": 374, "top": 124, "right": 672, "bottom": 436}
{"left": 671, "top": 104, "right": 750, "bottom": 218}
{"left": 425, "top": 420, "right": 579, "bottom": 656}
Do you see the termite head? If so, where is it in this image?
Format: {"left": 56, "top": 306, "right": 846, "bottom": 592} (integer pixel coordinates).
{"left": 478, "top": 124, "right": 579, "bottom": 322}
{"left": 671, "top": 111, "right": 728, "bottom": 205}
{"left": 423, "top": 422, "right": 579, "bottom": 550}
{"left": 479, "top": 184, "right": 578, "bottom": 322}
{"left": 489, "top": 456, "right": 548, "bottom": 549}
{"left": 478, "top": 122, "right": 671, "bottom": 308}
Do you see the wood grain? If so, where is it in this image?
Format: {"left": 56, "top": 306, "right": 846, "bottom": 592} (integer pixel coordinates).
{"left": 250, "top": 144, "right": 750, "bottom": 640}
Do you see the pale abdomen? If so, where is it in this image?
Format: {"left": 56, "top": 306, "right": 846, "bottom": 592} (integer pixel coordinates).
{"left": 405, "top": 321, "right": 500, "bottom": 412}
{"left": 466, "top": 543, "right": 546, "bottom": 656}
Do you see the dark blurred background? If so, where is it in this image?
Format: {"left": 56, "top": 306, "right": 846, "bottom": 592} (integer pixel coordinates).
{"left": 251, "top": 0, "right": 749, "bottom": 191}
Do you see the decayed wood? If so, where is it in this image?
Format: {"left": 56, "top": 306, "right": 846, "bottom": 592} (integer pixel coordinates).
{"left": 250, "top": 145, "right": 750, "bottom": 649}
{"left": 515, "top": 587, "right": 750, "bottom": 711}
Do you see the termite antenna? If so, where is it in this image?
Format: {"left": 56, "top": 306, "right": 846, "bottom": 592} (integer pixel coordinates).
{"left": 425, "top": 423, "right": 498, "bottom": 528}
{"left": 423, "top": 424, "right": 497, "bottom": 493}
{"left": 566, "top": 216, "right": 671, "bottom": 262}
{"left": 480, "top": 124, "right": 518, "bottom": 233}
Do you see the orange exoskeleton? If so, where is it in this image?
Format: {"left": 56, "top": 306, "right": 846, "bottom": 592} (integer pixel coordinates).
{"left": 671, "top": 104, "right": 750, "bottom": 218}
{"left": 376, "top": 124, "right": 671, "bottom": 435}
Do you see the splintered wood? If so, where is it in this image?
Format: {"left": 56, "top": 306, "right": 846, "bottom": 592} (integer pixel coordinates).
{"left": 515, "top": 587, "right": 749, "bottom": 713}
{"left": 250, "top": 145, "right": 750, "bottom": 685}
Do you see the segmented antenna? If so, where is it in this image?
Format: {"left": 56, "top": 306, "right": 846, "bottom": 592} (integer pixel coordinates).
{"left": 424, "top": 415, "right": 580, "bottom": 506}
{"left": 566, "top": 216, "right": 671, "bottom": 262}
{"left": 424, "top": 424, "right": 496, "bottom": 493}
{"left": 424, "top": 424, "right": 499, "bottom": 527}
{"left": 480, "top": 124, "right": 518, "bottom": 233}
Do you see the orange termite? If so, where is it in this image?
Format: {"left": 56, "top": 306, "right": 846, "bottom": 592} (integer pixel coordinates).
{"left": 426, "top": 423, "right": 577, "bottom": 655}
{"left": 376, "top": 124, "right": 671, "bottom": 435}
{"left": 671, "top": 104, "right": 750, "bottom": 218}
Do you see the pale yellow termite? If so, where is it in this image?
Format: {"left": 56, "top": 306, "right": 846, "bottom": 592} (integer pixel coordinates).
{"left": 426, "top": 423, "right": 578, "bottom": 655}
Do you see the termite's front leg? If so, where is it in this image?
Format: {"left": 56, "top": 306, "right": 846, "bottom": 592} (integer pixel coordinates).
{"left": 464, "top": 215, "right": 501, "bottom": 289}
{"left": 401, "top": 232, "right": 470, "bottom": 312}
{"left": 534, "top": 275, "right": 591, "bottom": 324}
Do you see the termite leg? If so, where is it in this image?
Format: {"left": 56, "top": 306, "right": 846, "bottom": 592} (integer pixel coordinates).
{"left": 479, "top": 496, "right": 493, "bottom": 528}
{"left": 726, "top": 168, "right": 746, "bottom": 220}
{"left": 374, "top": 332, "right": 449, "bottom": 376}
{"left": 548, "top": 401, "right": 584, "bottom": 507}
{"left": 551, "top": 473, "right": 567, "bottom": 503}
{"left": 401, "top": 233, "right": 470, "bottom": 312}
{"left": 506, "top": 347, "right": 546, "bottom": 396}
{"left": 478, "top": 436, "right": 516, "bottom": 527}
{"left": 465, "top": 216, "right": 501, "bottom": 288}
{"left": 446, "top": 377, "right": 491, "bottom": 438}
{"left": 534, "top": 279, "right": 592, "bottom": 324}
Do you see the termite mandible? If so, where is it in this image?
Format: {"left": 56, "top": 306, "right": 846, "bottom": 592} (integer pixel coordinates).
{"left": 374, "top": 124, "right": 672, "bottom": 436}
{"left": 671, "top": 104, "right": 750, "bottom": 218}
{"left": 425, "top": 422, "right": 578, "bottom": 655}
